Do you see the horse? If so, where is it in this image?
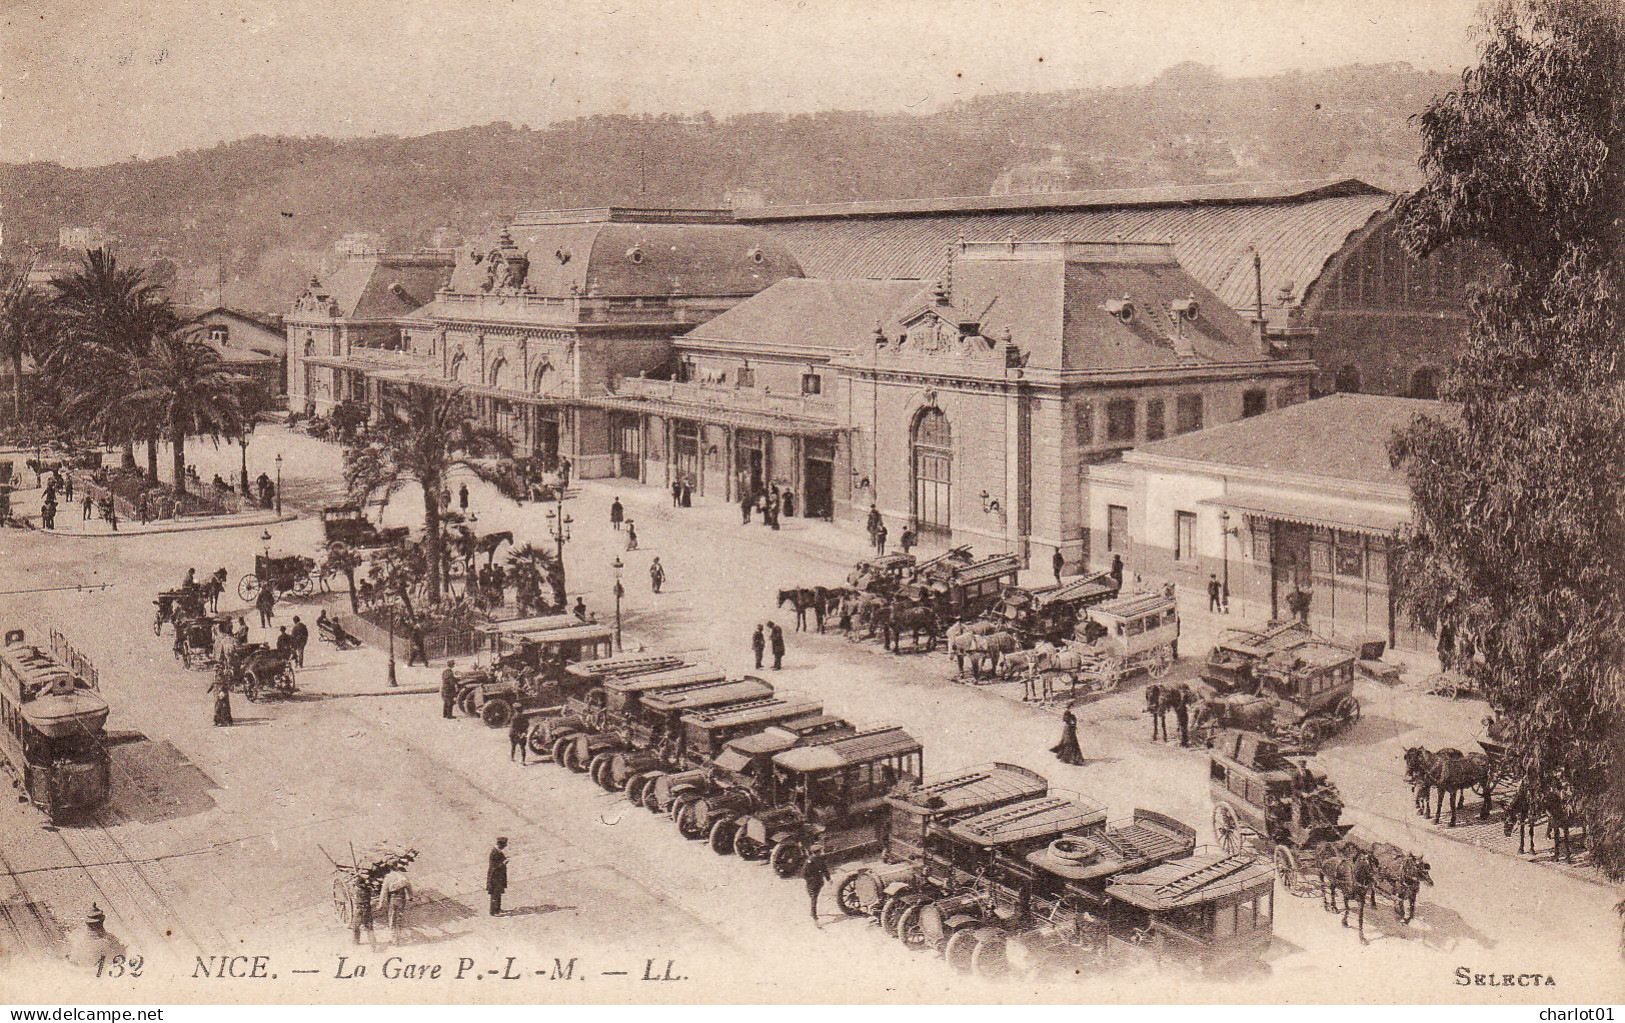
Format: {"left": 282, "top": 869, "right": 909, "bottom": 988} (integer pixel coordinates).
{"left": 1001, "top": 643, "right": 1053, "bottom": 684}
{"left": 199, "top": 568, "right": 228, "bottom": 613}
{"left": 1504, "top": 777, "right": 1575, "bottom": 862}
{"left": 1144, "top": 683, "right": 1194, "bottom": 744}
{"left": 777, "top": 588, "right": 821, "bottom": 632}
{"left": 1404, "top": 746, "right": 1491, "bottom": 827}
{"left": 944, "top": 619, "right": 1001, "bottom": 642}
{"left": 882, "top": 605, "right": 939, "bottom": 653}
{"left": 1318, "top": 841, "right": 1379, "bottom": 941}
{"left": 1368, "top": 842, "right": 1431, "bottom": 923}
{"left": 1194, "top": 693, "right": 1276, "bottom": 737}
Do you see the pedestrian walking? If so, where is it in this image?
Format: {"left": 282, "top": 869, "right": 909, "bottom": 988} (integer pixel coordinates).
{"left": 440, "top": 662, "right": 459, "bottom": 719}
{"left": 380, "top": 863, "right": 414, "bottom": 944}
{"left": 750, "top": 624, "right": 765, "bottom": 670}
{"left": 290, "top": 616, "right": 309, "bottom": 667}
{"left": 458, "top": 483, "right": 469, "bottom": 513}
{"left": 347, "top": 872, "right": 374, "bottom": 946}
{"left": 1051, "top": 705, "right": 1084, "bottom": 765}
{"left": 209, "top": 678, "right": 234, "bottom": 727}
{"left": 770, "top": 622, "right": 785, "bottom": 671}
{"left": 486, "top": 837, "right": 509, "bottom": 915}
{"left": 739, "top": 490, "right": 753, "bottom": 524}
{"left": 81, "top": 493, "right": 92, "bottom": 520}
{"left": 680, "top": 479, "right": 692, "bottom": 508}
{"left": 275, "top": 625, "right": 293, "bottom": 658}
{"left": 1053, "top": 548, "right": 1065, "bottom": 586}
{"left": 62, "top": 473, "right": 73, "bottom": 502}
{"left": 105, "top": 499, "right": 118, "bottom": 531}
{"left": 803, "top": 845, "right": 832, "bottom": 923}
{"left": 559, "top": 457, "right": 572, "bottom": 488}
{"left": 874, "top": 522, "right": 888, "bottom": 556}
{"left": 671, "top": 479, "right": 682, "bottom": 507}
{"left": 866, "top": 504, "right": 881, "bottom": 541}
{"left": 610, "top": 497, "right": 624, "bottom": 530}
{"left": 1208, "top": 573, "right": 1222, "bottom": 613}
{"left": 406, "top": 621, "right": 429, "bottom": 667}
{"left": 509, "top": 713, "right": 529, "bottom": 764}
{"left": 649, "top": 557, "right": 665, "bottom": 594}
{"left": 625, "top": 521, "right": 639, "bottom": 551}
{"left": 255, "top": 584, "right": 276, "bottom": 628}
{"left": 41, "top": 496, "right": 55, "bottom": 530}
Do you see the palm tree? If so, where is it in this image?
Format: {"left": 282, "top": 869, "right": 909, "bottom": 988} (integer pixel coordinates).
{"left": 506, "top": 543, "right": 563, "bottom": 612}
{"left": 342, "top": 384, "right": 510, "bottom": 604}
{"left": 0, "top": 260, "right": 56, "bottom": 424}
{"left": 126, "top": 330, "right": 244, "bottom": 497}
{"left": 49, "top": 250, "right": 175, "bottom": 476}
{"left": 323, "top": 543, "right": 364, "bottom": 612}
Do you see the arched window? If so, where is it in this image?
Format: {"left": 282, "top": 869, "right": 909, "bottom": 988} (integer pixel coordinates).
{"left": 303, "top": 339, "right": 315, "bottom": 356}
{"left": 1409, "top": 366, "right": 1440, "bottom": 400}
{"left": 911, "top": 407, "right": 952, "bottom": 536}
{"left": 449, "top": 353, "right": 466, "bottom": 383}
{"left": 532, "top": 362, "right": 552, "bottom": 394}
{"left": 1334, "top": 364, "right": 1362, "bottom": 394}
{"left": 488, "top": 357, "right": 510, "bottom": 390}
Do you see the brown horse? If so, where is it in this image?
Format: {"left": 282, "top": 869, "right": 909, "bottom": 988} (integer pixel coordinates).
{"left": 1404, "top": 746, "right": 1492, "bottom": 827}
{"left": 777, "top": 588, "right": 820, "bottom": 632}
{"left": 1368, "top": 842, "right": 1432, "bottom": 923}
{"left": 882, "top": 604, "right": 939, "bottom": 653}
{"left": 1504, "top": 777, "right": 1575, "bottom": 862}
{"left": 1144, "top": 683, "right": 1195, "bottom": 744}
{"left": 1318, "top": 842, "right": 1379, "bottom": 941}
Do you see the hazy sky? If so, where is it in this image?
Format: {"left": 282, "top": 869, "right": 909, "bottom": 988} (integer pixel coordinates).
{"left": 2, "top": 0, "right": 1483, "bottom": 167}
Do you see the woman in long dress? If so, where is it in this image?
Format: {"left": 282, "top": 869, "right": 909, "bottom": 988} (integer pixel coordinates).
{"left": 210, "top": 679, "right": 233, "bottom": 727}
{"left": 1051, "top": 706, "right": 1083, "bottom": 765}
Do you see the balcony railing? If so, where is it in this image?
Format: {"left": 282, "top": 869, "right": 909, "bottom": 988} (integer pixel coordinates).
{"left": 611, "top": 377, "right": 837, "bottom": 421}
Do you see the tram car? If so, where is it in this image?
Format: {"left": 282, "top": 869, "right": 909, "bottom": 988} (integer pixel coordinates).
{"left": 726, "top": 725, "right": 925, "bottom": 878}
{"left": 0, "top": 630, "right": 111, "bottom": 821}
{"left": 604, "top": 692, "right": 825, "bottom": 801}
{"left": 647, "top": 713, "right": 858, "bottom": 830}
{"left": 1200, "top": 621, "right": 1360, "bottom": 746}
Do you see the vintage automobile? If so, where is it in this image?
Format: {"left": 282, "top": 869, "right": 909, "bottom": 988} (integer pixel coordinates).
{"left": 561, "top": 676, "right": 783, "bottom": 788}
{"left": 531, "top": 663, "right": 733, "bottom": 767}
{"left": 726, "top": 725, "right": 925, "bottom": 878}
{"left": 650, "top": 714, "right": 858, "bottom": 829}
{"left": 237, "top": 552, "right": 318, "bottom": 603}
{"left": 216, "top": 642, "right": 297, "bottom": 701}
{"left": 448, "top": 615, "right": 580, "bottom": 714}
{"left": 1200, "top": 621, "right": 1360, "bottom": 746}
{"left": 320, "top": 504, "right": 409, "bottom": 550}
{"left": 457, "top": 620, "right": 615, "bottom": 727}
{"left": 524, "top": 654, "right": 702, "bottom": 759}
{"left": 605, "top": 692, "right": 825, "bottom": 801}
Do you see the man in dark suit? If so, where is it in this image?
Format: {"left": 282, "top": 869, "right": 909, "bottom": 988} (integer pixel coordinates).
{"left": 486, "top": 837, "right": 509, "bottom": 916}
{"left": 803, "top": 845, "right": 832, "bottom": 923}
{"left": 440, "top": 662, "right": 459, "bottom": 719}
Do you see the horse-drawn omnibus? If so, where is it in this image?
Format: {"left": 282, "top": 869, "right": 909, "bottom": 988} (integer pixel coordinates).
{"left": 0, "top": 630, "right": 111, "bottom": 821}
{"left": 1200, "top": 621, "right": 1360, "bottom": 747}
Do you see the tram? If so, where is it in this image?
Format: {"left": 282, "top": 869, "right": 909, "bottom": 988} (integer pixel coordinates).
{"left": 0, "top": 629, "right": 112, "bottom": 821}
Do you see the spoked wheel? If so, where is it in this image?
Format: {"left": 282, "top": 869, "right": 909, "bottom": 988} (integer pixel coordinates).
{"left": 589, "top": 752, "right": 616, "bottom": 791}
{"left": 897, "top": 901, "right": 934, "bottom": 952}
{"left": 835, "top": 872, "right": 870, "bottom": 917}
{"left": 676, "top": 801, "right": 708, "bottom": 840}
{"left": 292, "top": 574, "right": 314, "bottom": 597}
{"left": 770, "top": 840, "right": 808, "bottom": 879}
{"left": 1214, "top": 802, "right": 1244, "bottom": 855}
{"left": 332, "top": 877, "right": 356, "bottom": 925}
{"left": 1149, "top": 651, "right": 1172, "bottom": 679}
{"left": 280, "top": 664, "right": 297, "bottom": 694}
{"left": 733, "top": 831, "right": 769, "bottom": 862}
{"left": 944, "top": 927, "right": 981, "bottom": 973}
{"left": 878, "top": 893, "right": 912, "bottom": 937}
{"left": 707, "top": 817, "right": 739, "bottom": 855}
{"left": 970, "top": 928, "right": 1010, "bottom": 979}
{"left": 1336, "top": 696, "right": 1362, "bottom": 728}
{"left": 481, "top": 699, "right": 513, "bottom": 729}
{"left": 237, "top": 577, "right": 259, "bottom": 602}
{"left": 550, "top": 734, "right": 576, "bottom": 769}
{"left": 527, "top": 727, "right": 553, "bottom": 760}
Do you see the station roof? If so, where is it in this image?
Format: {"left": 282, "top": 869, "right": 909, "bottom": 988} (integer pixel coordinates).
{"left": 772, "top": 726, "right": 919, "bottom": 772}
{"left": 680, "top": 278, "right": 924, "bottom": 355}
{"left": 889, "top": 763, "right": 1049, "bottom": 816}
{"left": 946, "top": 795, "right": 1108, "bottom": 848}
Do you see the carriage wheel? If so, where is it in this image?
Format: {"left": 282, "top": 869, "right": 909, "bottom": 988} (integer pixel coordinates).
{"left": 243, "top": 676, "right": 262, "bottom": 703}
{"left": 527, "top": 726, "right": 552, "bottom": 759}
{"left": 1273, "top": 846, "right": 1300, "bottom": 889}
{"left": 970, "top": 928, "right": 1010, "bottom": 979}
{"left": 944, "top": 927, "right": 981, "bottom": 973}
{"left": 835, "top": 872, "right": 869, "bottom": 916}
{"left": 1214, "top": 803, "right": 1244, "bottom": 855}
{"left": 707, "top": 817, "right": 740, "bottom": 856}
{"left": 1149, "top": 652, "right": 1172, "bottom": 679}
{"left": 1300, "top": 717, "right": 1331, "bottom": 749}
{"left": 676, "top": 801, "right": 710, "bottom": 840}
{"left": 770, "top": 840, "right": 808, "bottom": 879}
{"left": 481, "top": 699, "right": 513, "bottom": 729}
{"left": 1336, "top": 696, "right": 1362, "bottom": 728}
{"left": 237, "top": 576, "right": 259, "bottom": 602}
{"left": 280, "top": 663, "right": 297, "bottom": 694}
{"left": 292, "top": 574, "right": 313, "bottom": 597}
{"left": 550, "top": 734, "right": 576, "bottom": 769}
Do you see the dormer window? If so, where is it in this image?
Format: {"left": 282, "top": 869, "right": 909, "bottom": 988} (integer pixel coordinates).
{"left": 208, "top": 325, "right": 229, "bottom": 343}
{"left": 1104, "top": 297, "right": 1136, "bottom": 324}
{"left": 737, "top": 364, "right": 756, "bottom": 389}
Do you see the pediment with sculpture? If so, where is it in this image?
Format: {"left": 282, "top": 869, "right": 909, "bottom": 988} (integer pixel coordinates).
{"left": 874, "top": 304, "right": 1026, "bottom": 373}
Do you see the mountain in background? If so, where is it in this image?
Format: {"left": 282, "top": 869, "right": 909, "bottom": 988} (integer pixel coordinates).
{"left": 1, "top": 61, "right": 1450, "bottom": 315}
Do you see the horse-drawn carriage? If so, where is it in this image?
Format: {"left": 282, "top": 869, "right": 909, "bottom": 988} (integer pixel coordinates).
{"left": 992, "top": 573, "right": 1120, "bottom": 646}
{"left": 173, "top": 613, "right": 231, "bottom": 669}
{"left": 1198, "top": 621, "right": 1360, "bottom": 748}
{"left": 320, "top": 505, "right": 409, "bottom": 551}
{"left": 215, "top": 642, "right": 297, "bottom": 701}
{"left": 1066, "top": 590, "right": 1179, "bottom": 688}
{"left": 1209, "top": 729, "right": 1432, "bottom": 932}
{"left": 153, "top": 587, "right": 207, "bottom": 635}
{"left": 238, "top": 552, "right": 319, "bottom": 603}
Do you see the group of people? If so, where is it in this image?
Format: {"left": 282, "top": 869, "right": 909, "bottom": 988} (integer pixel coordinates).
{"left": 740, "top": 481, "right": 792, "bottom": 530}
{"left": 671, "top": 476, "right": 695, "bottom": 509}
{"left": 749, "top": 621, "right": 788, "bottom": 671}
{"left": 864, "top": 505, "right": 916, "bottom": 557}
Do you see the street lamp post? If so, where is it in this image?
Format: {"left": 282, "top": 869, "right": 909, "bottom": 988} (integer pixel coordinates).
{"left": 274, "top": 453, "right": 283, "bottom": 516}
{"left": 1219, "top": 509, "right": 1237, "bottom": 615}
{"left": 546, "top": 487, "right": 573, "bottom": 602}
{"left": 612, "top": 556, "right": 624, "bottom": 652}
{"left": 238, "top": 422, "right": 255, "bottom": 498}
{"left": 386, "top": 603, "right": 398, "bottom": 687}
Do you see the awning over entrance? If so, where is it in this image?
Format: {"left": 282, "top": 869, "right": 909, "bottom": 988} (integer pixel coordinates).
{"left": 366, "top": 369, "right": 568, "bottom": 407}
{"left": 1203, "top": 489, "right": 1409, "bottom": 536}
{"left": 576, "top": 394, "right": 844, "bottom": 437}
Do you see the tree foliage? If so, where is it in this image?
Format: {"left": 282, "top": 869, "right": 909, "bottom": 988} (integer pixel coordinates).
{"left": 127, "top": 330, "right": 245, "bottom": 497}
{"left": 341, "top": 385, "right": 510, "bottom": 604}
{"left": 0, "top": 260, "right": 58, "bottom": 422}
{"left": 1392, "top": 0, "right": 1625, "bottom": 877}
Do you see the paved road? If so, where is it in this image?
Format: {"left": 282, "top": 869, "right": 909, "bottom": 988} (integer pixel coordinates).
{"left": 0, "top": 426, "right": 1617, "bottom": 1002}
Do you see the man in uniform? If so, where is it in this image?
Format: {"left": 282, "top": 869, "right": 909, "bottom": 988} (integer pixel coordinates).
{"left": 770, "top": 622, "right": 786, "bottom": 671}
{"left": 486, "top": 837, "right": 509, "bottom": 916}
{"left": 803, "top": 845, "right": 832, "bottom": 924}
{"left": 509, "top": 712, "right": 529, "bottom": 764}
{"left": 441, "top": 661, "right": 459, "bottom": 719}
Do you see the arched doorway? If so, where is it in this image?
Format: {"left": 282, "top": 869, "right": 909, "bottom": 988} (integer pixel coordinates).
{"left": 1409, "top": 366, "right": 1441, "bottom": 399}
{"left": 911, "top": 407, "right": 952, "bottom": 537}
